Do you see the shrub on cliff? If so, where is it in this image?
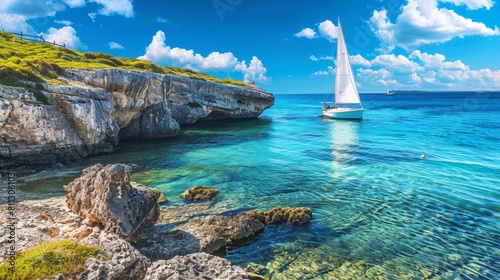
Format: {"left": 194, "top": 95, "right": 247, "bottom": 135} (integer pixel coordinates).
{"left": 0, "top": 240, "right": 101, "bottom": 280}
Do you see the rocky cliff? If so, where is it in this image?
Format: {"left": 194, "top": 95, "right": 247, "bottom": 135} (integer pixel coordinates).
{"left": 0, "top": 69, "right": 274, "bottom": 166}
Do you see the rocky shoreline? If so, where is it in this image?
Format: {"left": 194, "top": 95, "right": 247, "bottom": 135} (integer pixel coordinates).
{"left": 0, "top": 163, "right": 312, "bottom": 279}
{"left": 0, "top": 69, "right": 274, "bottom": 167}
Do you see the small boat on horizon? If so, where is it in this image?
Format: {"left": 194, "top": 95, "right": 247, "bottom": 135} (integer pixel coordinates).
{"left": 321, "top": 18, "right": 364, "bottom": 120}
{"left": 386, "top": 89, "right": 395, "bottom": 96}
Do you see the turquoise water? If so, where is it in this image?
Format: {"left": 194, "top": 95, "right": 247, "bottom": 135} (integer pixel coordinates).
{"left": 12, "top": 92, "right": 500, "bottom": 279}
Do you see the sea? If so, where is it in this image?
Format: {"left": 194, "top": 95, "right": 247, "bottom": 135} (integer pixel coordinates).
{"left": 9, "top": 92, "right": 500, "bottom": 279}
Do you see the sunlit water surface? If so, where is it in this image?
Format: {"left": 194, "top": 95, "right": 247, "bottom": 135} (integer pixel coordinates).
{"left": 9, "top": 92, "right": 500, "bottom": 279}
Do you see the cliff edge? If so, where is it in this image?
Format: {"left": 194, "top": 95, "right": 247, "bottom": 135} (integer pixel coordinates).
{"left": 0, "top": 68, "right": 274, "bottom": 167}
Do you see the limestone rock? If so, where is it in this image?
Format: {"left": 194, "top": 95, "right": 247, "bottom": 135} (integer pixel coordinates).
{"left": 247, "top": 207, "right": 313, "bottom": 225}
{"left": 64, "top": 163, "right": 160, "bottom": 243}
{"left": 80, "top": 238, "right": 150, "bottom": 280}
{"left": 139, "top": 213, "right": 265, "bottom": 259}
{"left": 0, "top": 68, "right": 273, "bottom": 167}
{"left": 68, "top": 68, "right": 274, "bottom": 126}
{"left": 144, "top": 252, "right": 249, "bottom": 280}
{"left": 181, "top": 185, "right": 219, "bottom": 201}
{"left": 0, "top": 84, "right": 119, "bottom": 167}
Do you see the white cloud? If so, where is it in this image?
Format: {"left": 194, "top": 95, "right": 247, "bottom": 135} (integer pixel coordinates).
{"left": 108, "top": 41, "right": 124, "bottom": 50}
{"left": 138, "top": 31, "right": 203, "bottom": 67}
{"left": 369, "top": 0, "right": 499, "bottom": 51}
{"left": 157, "top": 17, "right": 169, "bottom": 24}
{"left": 54, "top": 19, "right": 73, "bottom": 25}
{"left": 312, "top": 66, "right": 335, "bottom": 76}
{"left": 41, "top": 26, "right": 86, "bottom": 50}
{"left": 371, "top": 54, "right": 424, "bottom": 73}
{"left": 309, "top": 55, "right": 334, "bottom": 61}
{"left": 62, "top": 0, "right": 86, "bottom": 8}
{"left": 295, "top": 20, "right": 339, "bottom": 42}
{"left": 139, "top": 31, "right": 269, "bottom": 83}
{"left": 0, "top": 13, "right": 36, "bottom": 33}
{"left": 236, "top": 57, "right": 269, "bottom": 83}
{"left": 312, "top": 70, "right": 329, "bottom": 76}
{"left": 294, "top": 28, "right": 316, "bottom": 39}
{"left": 439, "top": 0, "right": 493, "bottom": 10}
{"left": 201, "top": 52, "right": 238, "bottom": 70}
{"left": 0, "top": 0, "right": 66, "bottom": 18}
{"left": 88, "top": 12, "right": 97, "bottom": 22}
{"left": 356, "top": 50, "right": 500, "bottom": 90}
{"left": 350, "top": 54, "right": 372, "bottom": 67}
{"left": 317, "top": 20, "right": 338, "bottom": 41}
{"left": 411, "top": 72, "right": 422, "bottom": 84}
{"left": 90, "top": 0, "right": 134, "bottom": 17}
{"left": 369, "top": 9, "right": 396, "bottom": 52}
{"left": 409, "top": 50, "right": 468, "bottom": 70}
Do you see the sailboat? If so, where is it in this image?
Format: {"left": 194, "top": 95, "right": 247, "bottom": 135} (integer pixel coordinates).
{"left": 322, "top": 18, "right": 364, "bottom": 120}
{"left": 386, "top": 88, "right": 395, "bottom": 96}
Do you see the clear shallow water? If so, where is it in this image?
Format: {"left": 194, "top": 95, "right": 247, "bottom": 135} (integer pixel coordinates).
{"left": 8, "top": 92, "right": 500, "bottom": 279}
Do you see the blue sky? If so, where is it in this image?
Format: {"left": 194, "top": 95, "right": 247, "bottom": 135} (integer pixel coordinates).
{"left": 1, "top": 0, "right": 499, "bottom": 93}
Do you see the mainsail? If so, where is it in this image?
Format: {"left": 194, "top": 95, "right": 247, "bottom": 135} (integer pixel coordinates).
{"left": 334, "top": 19, "right": 361, "bottom": 105}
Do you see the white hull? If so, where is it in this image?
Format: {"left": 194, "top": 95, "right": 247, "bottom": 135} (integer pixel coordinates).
{"left": 322, "top": 107, "right": 364, "bottom": 119}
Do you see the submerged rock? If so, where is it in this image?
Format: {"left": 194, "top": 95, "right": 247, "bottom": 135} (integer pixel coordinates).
{"left": 181, "top": 185, "right": 220, "bottom": 201}
{"left": 248, "top": 207, "right": 313, "bottom": 225}
{"left": 64, "top": 163, "right": 160, "bottom": 243}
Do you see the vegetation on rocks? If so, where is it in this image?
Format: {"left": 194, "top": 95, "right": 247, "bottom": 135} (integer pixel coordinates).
{"left": 0, "top": 31, "right": 249, "bottom": 90}
{"left": 0, "top": 240, "right": 101, "bottom": 280}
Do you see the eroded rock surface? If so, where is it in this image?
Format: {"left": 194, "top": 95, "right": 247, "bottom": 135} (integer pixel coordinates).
{"left": 139, "top": 213, "right": 265, "bottom": 260}
{"left": 64, "top": 163, "right": 160, "bottom": 243}
{"left": 145, "top": 252, "right": 249, "bottom": 280}
{"left": 0, "top": 68, "right": 274, "bottom": 167}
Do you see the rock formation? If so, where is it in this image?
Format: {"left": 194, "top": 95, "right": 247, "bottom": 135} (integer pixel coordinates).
{"left": 0, "top": 68, "right": 274, "bottom": 167}
{"left": 139, "top": 213, "right": 266, "bottom": 260}
{"left": 248, "top": 207, "right": 313, "bottom": 225}
{"left": 64, "top": 163, "right": 160, "bottom": 243}
{"left": 144, "top": 252, "right": 249, "bottom": 280}
{"left": 0, "top": 84, "right": 119, "bottom": 166}
{"left": 0, "top": 163, "right": 312, "bottom": 279}
{"left": 181, "top": 185, "right": 220, "bottom": 201}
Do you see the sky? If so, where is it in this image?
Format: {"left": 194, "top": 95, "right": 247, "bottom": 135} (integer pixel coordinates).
{"left": 1, "top": 0, "right": 500, "bottom": 94}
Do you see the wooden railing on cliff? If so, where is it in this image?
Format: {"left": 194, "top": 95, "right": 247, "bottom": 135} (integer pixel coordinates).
{"left": 1, "top": 30, "right": 66, "bottom": 48}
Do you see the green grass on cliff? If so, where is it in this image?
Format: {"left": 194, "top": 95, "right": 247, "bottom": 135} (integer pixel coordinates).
{"left": 0, "top": 31, "right": 249, "bottom": 88}
{"left": 0, "top": 240, "right": 101, "bottom": 280}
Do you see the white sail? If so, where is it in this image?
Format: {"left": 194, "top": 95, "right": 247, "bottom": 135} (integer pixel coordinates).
{"left": 334, "top": 19, "right": 361, "bottom": 105}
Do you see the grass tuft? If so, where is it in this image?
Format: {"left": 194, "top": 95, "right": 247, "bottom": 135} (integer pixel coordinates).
{"left": 0, "top": 240, "right": 102, "bottom": 280}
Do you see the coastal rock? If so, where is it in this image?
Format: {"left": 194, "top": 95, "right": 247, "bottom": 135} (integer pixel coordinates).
{"left": 0, "top": 84, "right": 119, "bottom": 166}
{"left": 80, "top": 238, "right": 150, "bottom": 280}
{"left": 247, "top": 207, "right": 313, "bottom": 225}
{"left": 64, "top": 163, "right": 160, "bottom": 243}
{"left": 181, "top": 185, "right": 220, "bottom": 201}
{"left": 68, "top": 68, "right": 274, "bottom": 126}
{"left": 0, "top": 68, "right": 274, "bottom": 167}
{"left": 144, "top": 252, "right": 249, "bottom": 280}
{"left": 139, "top": 213, "right": 265, "bottom": 259}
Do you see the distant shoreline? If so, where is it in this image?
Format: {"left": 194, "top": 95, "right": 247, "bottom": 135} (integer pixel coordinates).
{"left": 273, "top": 91, "right": 500, "bottom": 95}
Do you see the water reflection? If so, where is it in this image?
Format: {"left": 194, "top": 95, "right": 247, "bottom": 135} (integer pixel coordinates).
{"left": 328, "top": 119, "right": 360, "bottom": 179}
